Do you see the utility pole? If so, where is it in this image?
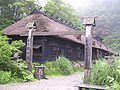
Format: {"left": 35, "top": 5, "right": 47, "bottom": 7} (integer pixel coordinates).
{"left": 83, "top": 16, "right": 98, "bottom": 84}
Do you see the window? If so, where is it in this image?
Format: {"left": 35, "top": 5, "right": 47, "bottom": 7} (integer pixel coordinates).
{"left": 33, "top": 45, "right": 42, "bottom": 56}
{"left": 33, "top": 45, "right": 42, "bottom": 52}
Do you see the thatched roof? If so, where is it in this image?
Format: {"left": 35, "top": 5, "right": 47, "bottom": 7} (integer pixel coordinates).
{"left": 4, "top": 9, "right": 113, "bottom": 53}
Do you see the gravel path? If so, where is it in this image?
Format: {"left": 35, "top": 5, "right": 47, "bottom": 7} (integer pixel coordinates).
{"left": 0, "top": 72, "right": 84, "bottom": 90}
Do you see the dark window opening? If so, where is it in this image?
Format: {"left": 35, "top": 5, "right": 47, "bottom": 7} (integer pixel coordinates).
{"left": 34, "top": 46, "right": 42, "bottom": 52}
{"left": 33, "top": 45, "right": 42, "bottom": 56}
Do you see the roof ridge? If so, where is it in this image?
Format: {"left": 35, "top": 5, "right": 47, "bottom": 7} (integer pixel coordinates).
{"left": 30, "top": 8, "right": 81, "bottom": 31}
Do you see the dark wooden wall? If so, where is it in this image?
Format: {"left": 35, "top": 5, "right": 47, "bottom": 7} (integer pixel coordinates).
{"left": 33, "top": 36, "right": 84, "bottom": 63}
{"left": 43, "top": 36, "right": 84, "bottom": 62}
{"left": 8, "top": 35, "right": 111, "bottom": 64}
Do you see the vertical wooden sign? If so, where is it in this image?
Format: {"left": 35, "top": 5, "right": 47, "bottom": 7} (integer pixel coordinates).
{"left": 84, "top": 25, "right": 92, "bottom": 69}
{"left": 82, "top": 16, "right": 97, "bottom": 84}
{"left": 26, "top": 22, "right": 36, "bottom": 72}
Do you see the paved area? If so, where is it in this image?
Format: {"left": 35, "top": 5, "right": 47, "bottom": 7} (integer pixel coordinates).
{"left": 0, "top": 72, "right": 84, "bottom": 90}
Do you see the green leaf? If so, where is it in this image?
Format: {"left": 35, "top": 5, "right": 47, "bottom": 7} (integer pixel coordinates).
{"left": 13, "top": 2, "right": 24, "bottom": 6}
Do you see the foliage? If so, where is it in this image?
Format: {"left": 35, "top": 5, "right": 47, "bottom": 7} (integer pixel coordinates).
{"left": 0, "top": 32, "right": 35, "bottom": 84}
{"left": 44, "top": 56, "right": 84, "bottom": 76}
{"left": 45, "top": 61, "right": 62, "bottom": 76}
{"left": 103, "top": 35, "right": 120, "bottom": 53}
{"left": 0, "top": 18, "right": 15, "bottom": 30}
{"left": 0, "top": 0, "right": 39, "bottom": 30}
{"left": 0, "top": 71, "right": 12, "bottom": 84}
{"left": 12, "top": 59, "right": 36, "bottom": 82}
{"left": 0, "top": 31, "right": 25, "bottom": 71}
{"left": 43, "top": 0, "right": 84, "bottom": 30}
{"left": 90, "top": 57, "right": 120, "bottom": 89}
{"left": 55, "top": 57, "right": 74, "bottom": 75}
{"left": 0, "top": 59, "right": 36, "bottom": 84}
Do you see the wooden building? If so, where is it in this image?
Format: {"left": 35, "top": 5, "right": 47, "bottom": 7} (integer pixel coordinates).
{"left": 4, "top": 8, "right": 113, "bottom": 63}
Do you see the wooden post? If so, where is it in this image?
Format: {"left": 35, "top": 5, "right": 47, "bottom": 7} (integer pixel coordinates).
{"left": 26, "top": 22, "right": 36, "bottom": 72}
{"left": 84, "top": 25, "right": 92, "bottom": 84}
{"left": 82, "top": 16, "right": 97, "bottom": 84}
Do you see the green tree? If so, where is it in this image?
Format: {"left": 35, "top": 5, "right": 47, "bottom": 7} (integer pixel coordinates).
{"left": 0, "top": 0, "right": 39, "bottom": 30}
{"left": 43, "top": 0, "right": 84, "bottom": 30}
{"left": 103, "top": 35, "right": 120, "bottom": 53}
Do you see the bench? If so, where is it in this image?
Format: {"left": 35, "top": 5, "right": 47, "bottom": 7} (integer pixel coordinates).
{"left": 75, "top": 84, "right": 107, "bottom": 90}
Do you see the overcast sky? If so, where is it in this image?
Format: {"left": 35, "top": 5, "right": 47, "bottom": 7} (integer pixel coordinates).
{"left": 37, "top": 0, "right": 92, "bottom": 9}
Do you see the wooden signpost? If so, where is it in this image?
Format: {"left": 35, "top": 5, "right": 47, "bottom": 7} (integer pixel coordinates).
{"left": 83, "top": 16, "right": 98, "bottom": 84}
{"left": 26, "top": 22, "right": 36, "bottom": 72}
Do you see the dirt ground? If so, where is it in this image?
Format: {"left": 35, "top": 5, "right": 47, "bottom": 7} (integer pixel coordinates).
{"left": 0, "top": 72, "right": 84, "bottom": 90}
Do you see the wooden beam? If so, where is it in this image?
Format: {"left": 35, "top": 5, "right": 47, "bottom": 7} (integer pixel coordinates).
{"left": 75, "top": 84, "right": 107, "bottom": 90}
{"left": 20, "top": 30, "right": 108, "bottom": 36}
{"left": 20, "top": 30, "right": 85, "bottom": 36}
{"left": 92, "top": 30, "right": 108, "bottom": 35}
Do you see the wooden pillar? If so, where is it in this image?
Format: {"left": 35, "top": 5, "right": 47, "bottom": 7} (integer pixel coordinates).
{"left": 84, "top": 25, "right": 92, "bottom": 69}
{"left": 84, "top": 25, "right": 93, "bottom": 84}
{"left": 82, "top": 16, "right": 97, "bottom": 84}
{"left": 26, "top": 22, "right": 36, "bottom": 72}
{"left": 26, "top": 29, "right": 34, "bottom": 72}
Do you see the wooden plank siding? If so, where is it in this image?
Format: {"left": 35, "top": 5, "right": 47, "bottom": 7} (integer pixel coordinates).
{"left": 8, "top": 35, "right": 109, "bottom": 63}
{"left": 43, "top": 36, "right": 84, "bottom": 62}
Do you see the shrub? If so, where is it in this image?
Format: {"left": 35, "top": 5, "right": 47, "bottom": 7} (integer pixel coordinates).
{"left": 55, "top": 57, "right": 74, "bottom": 75}
{"left": 45, "top": 61, "right": 62, "bottom": 76}
{"left": 0, "top": 59, "right": 36, "bottom": 84}
{"left": 0, "top": 71, "right": 11, "bottom": 84}
{"left": 45, "top": 57, "right": 78, "bottom": 76}
{"left": 90, "top": 57, "right": 120, "bottom": 89}
{"left": 0, "top": 31, "right": 35, "bottom": 84}
{"left": 0, "top": 31, "right": 25, "bottom": 71}
{"left": 12, "top": 59, "right": 36, "bottom": 82}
